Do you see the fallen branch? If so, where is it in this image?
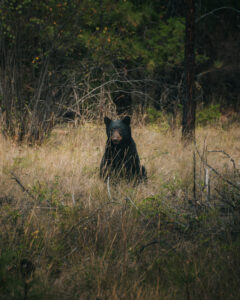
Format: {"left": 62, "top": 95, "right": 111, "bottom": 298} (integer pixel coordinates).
{"left": 10, "top": 172, "right": 35, "bottom": 200}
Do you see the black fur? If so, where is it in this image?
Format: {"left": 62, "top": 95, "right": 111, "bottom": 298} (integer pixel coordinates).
{"left": 100, "top": 116, "right": 147, "bottom": 182}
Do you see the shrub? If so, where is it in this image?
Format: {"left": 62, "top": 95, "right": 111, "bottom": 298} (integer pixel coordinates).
{"left": 146, "top": 107, "right": 170, "bottom": 131}
{"left": 196, "top": 104, "right": 221, "bottom": 126}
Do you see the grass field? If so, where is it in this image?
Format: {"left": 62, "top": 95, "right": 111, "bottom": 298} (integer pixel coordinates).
{"left": 0, "top": 122, "right": 240, "bottom": 299}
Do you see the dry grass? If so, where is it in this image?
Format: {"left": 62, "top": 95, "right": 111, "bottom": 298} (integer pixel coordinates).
{"left": 0, "top": 123, "right": 240, "bottom": 299}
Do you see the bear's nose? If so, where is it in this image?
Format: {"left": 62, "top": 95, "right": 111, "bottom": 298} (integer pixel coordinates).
{"left": 111, "top": 130, "right": 122, "bottom": 144}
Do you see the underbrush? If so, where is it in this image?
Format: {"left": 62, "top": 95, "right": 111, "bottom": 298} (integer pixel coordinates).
{"left": 0, "top": 124, "right": 240, "bottom": 299}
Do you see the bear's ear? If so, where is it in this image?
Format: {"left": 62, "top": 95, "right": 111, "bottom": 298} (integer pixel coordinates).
{"left": 104, "top": 117, "right": 111, "bottom": 126}
{"left": 122, "top": 116, "right": 131, "bottom": 126}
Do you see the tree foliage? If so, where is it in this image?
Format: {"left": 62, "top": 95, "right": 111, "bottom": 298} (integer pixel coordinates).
{"left": 0, "top": 0, "right": 239, "bottom": 142}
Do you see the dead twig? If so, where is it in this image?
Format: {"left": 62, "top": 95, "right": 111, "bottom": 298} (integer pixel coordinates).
{"left": 207, "top": 150, "right": 239, "bottom": 175}
{"left": 10, "top": 172, "right": 35, "bottom": 200}
{"left": 63, "top": 200, "right": 120, "bottom": 239}
{"left": 125, "top": 196, "right": 145, "bottom": 217}
{"left": 215, "top": 188, "right": 237, "bottom": 209}
{"left": 193, "top": 147, "right": 197, "bottom": 205}
{"left": 195, "top": 147, "right": 240, "bottom": 193}
{"left": 107, "top": 176, "right": 112, "bottom": 201}
{"left": 196, "top": 6, "right": 240, "bottom": 23}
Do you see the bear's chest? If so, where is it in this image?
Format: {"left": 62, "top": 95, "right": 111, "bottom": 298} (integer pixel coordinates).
{"left": 110, "top": 147, "right": 128, "bottom": 162}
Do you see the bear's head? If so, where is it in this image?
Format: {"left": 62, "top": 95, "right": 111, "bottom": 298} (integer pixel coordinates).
{"left": 104, "top": 116, "right": 131, "bottom": 146}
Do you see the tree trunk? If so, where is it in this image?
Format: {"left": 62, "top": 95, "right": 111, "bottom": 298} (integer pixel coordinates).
{"left": 182, "top": 0, "right": 196, "bottom": 141}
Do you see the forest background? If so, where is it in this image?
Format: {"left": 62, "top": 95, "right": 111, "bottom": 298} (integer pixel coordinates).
{"left": 0, "top": 1, "right": 240, "bottom": 299}
{"left": 0, "top": 0, "right": 239, "bottom": 142}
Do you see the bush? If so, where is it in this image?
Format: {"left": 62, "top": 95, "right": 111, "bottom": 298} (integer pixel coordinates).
{"left": 196, "top": 104, "right": 221, "bottom": 126}
{"left": 146, "top": 107, "right": 170, "bottom": 131}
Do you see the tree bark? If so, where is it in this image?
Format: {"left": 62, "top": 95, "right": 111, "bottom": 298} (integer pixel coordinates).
{"left": 182, "top": 0, "right": 196, "bottom": 142}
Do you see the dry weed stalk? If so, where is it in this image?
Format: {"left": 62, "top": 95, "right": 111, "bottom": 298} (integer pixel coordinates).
{"left": 195, "top": 145, "right": 240, "bottom": 193}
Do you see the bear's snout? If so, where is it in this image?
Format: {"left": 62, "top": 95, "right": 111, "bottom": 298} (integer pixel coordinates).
{"left": 111, "top": 130, "right": 122, "bottom": 144}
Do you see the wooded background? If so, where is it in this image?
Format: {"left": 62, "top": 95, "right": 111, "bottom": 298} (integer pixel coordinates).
{"left": 0, "top": 0, "right": 239, "bottom": 142}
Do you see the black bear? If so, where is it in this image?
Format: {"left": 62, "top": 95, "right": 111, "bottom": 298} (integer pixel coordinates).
{"left": 100, "top": 116, "right": 147, "bottom": 182}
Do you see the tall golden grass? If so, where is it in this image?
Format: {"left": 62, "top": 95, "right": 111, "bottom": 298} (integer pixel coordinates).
{"left": 0, "top": 122, "right": 240, "bottom": 299}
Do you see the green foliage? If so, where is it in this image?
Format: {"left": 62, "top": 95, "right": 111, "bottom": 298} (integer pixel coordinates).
{"left": 30, "top": 176, "right": 68, "bottom": 207}
{"left": 0, "top": 0, "right": 239, "bottom": 143}
{"left": 196, "top": 104, "right": 221, "bottom": 126}
{"left": 0, "top": 0, "right": 179, "bottom": 142}
{"left": 138, "top": 195, "right": 166, "bottom": 218}
{"left": 146, "top": 107, "right": 170, "bottom": 131}
{"left": 0, "top": 0, "right": 188, "bottom": 74}
{"left": 147, "top": 107, "right": 164, "bottom": 123}
{"left": 0, "top": 250, "right": 21, "bottom": 297}
{"left": 144, "top": 107, "right": 171, "bottom": 132}
{"left": 144, "top": 17, "right": 185, "bottom": 68}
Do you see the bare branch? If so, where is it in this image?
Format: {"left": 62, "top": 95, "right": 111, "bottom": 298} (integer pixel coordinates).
{"left": 11, "top": 172, "right": 35, "bottom": 200}
{"left": 125, "top": 196, "right": 145, "bottom": 217}
{"left": 207, "top": 150, "right": 238, "bottom": 173}
{"left": 196, "top": 6, "right": 240, "bottom": 23}
{"left": 107, "top": 176, "right": 112, "bottom": 201}
{"left": 215, "top": 188, "right": 237, "bottom": 209}
{"left": 195, "top": 147, "right": 240, "bottom": 192}
{"left": 69, "top": 79, "right": 157, "bottom": 108}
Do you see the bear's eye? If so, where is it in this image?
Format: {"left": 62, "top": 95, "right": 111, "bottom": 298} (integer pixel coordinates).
{"left": 111, "top": 128, "right": 122, "bottom": 135}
